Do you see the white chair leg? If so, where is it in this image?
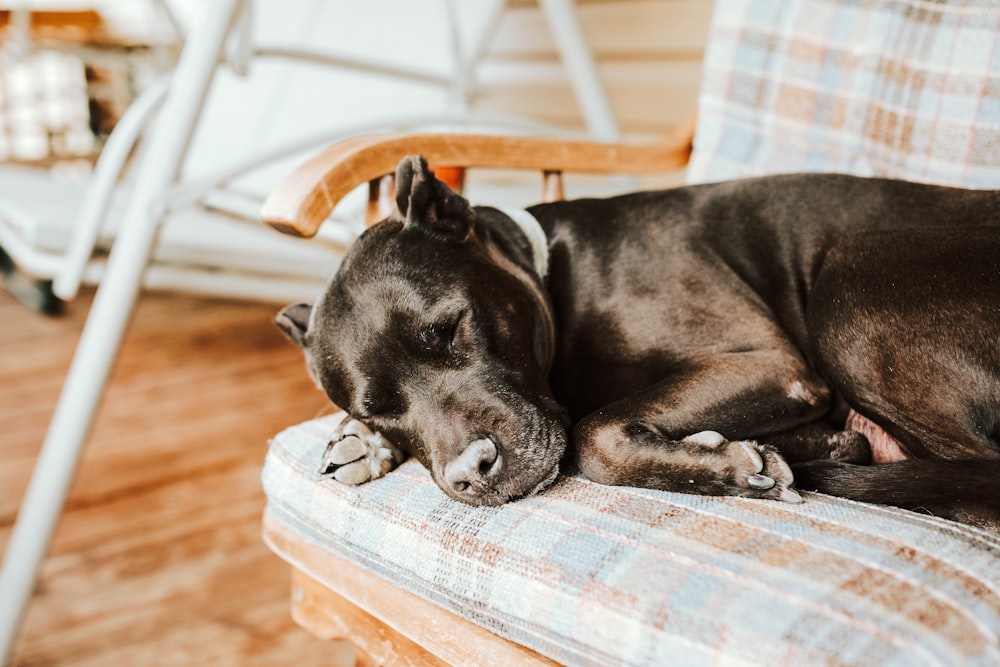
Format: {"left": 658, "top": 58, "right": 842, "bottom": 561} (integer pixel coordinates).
{"left": 52, "top": 74, "right": 172, "bottom": 302}
{"left": 538, "top": 0, "right": 621, "bottom": 142}
{"left": 0, "top": 1, "right": 244, "bottom": 663}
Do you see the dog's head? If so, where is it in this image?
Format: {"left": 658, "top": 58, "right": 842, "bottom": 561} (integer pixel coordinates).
{"left": 277, "top": 156, "right": 567, "bottom": 505}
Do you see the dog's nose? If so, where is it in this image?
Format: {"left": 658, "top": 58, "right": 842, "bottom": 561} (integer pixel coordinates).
{"left": 444, "top": 438, "right": 501, "bottom": 494}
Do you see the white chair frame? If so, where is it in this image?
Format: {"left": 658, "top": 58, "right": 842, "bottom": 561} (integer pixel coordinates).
{"left": 0, "top": 0, "right": 621, "bottom": 662}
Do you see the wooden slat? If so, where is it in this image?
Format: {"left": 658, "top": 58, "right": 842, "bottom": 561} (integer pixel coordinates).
{"left": 264, "top": 512, "right": 562, "bottom": 667}
{"left": 261, "top": 117, "right": 694, "bottom": 238}
{"left": 292, "top": 569, "right": 446, "bottom": 667}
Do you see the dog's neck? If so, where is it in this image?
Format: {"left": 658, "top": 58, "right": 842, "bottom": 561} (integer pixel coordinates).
{"left": 498, "top": 207, "right": 549, "bottom": 279}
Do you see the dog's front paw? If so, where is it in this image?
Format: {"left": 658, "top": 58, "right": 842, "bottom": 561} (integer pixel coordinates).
{"left": 319, "top": 418, "right": 406, "bottom": 485}
{"left": 684, "top": 431, "right": 802, "bottom": 503}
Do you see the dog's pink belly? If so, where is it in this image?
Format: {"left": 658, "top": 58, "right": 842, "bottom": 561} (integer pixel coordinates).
{"left": 845, "top": 410, "right": 908, "bottom": 463}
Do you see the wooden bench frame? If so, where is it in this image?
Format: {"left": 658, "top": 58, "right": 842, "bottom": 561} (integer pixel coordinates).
{"left": 263, "top": 511, "right": 560, "bottom": 666}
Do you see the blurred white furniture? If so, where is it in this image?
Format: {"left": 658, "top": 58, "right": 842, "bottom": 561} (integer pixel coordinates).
{"left": 0, "top": 0, "right": 622, "bottom": 663}
{"left": 0, "top": 0, "right": 622, "bottom": 311}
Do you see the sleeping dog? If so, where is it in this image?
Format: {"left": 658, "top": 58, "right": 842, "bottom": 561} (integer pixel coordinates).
{"left": 277, "top": 156, "right": 1000, "bottom": 529}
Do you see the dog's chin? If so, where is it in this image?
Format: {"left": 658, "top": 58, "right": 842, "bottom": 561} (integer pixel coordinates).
{"left": 525, "top": 460, "right": 562, "bottom": 496}
{"left": 448, "top": 463, "right": 561, "bottom": 507}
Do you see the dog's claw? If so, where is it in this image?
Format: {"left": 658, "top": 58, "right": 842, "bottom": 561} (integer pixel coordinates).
{"left": 318, "top": 417, "right": 406, "bottom": 485}
{"left": 747, "top": 473, "right": 775, "bottom": 490}
{"left": 752, "top": 443, "right": 800, "bottom": 503}
{"left": 740, "top": 440, "right": 765, "bottom": 473}
{"left": 753, "top": 444, "right": 801, "bottom": 503}
{"left": 779, "top": 486, "right": 804, "bottom": 504}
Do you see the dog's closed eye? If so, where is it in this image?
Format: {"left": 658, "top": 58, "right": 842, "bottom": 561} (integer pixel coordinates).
{"left": 418, "top": 310, "right": 467, "bottom": 353}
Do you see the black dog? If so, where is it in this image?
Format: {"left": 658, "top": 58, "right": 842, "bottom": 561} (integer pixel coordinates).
{"left": 277, "top": 156, "right": 1000, "bottom": 529}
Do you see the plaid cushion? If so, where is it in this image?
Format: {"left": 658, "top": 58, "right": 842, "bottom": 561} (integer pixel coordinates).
{"left": 263, "top": 414, "right": 1000, "bottom": 667}
{"left": 688, "top": 0, "right": 1000, "bottom": 186}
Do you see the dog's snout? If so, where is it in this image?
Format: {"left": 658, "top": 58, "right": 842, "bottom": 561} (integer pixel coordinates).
{"left": 444, "top": 438, "right": 501, "bottom": 494}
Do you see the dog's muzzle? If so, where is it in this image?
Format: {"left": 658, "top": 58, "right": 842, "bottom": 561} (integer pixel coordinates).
{"left": 436, "top": 416, "right": 566, "bottom": 505}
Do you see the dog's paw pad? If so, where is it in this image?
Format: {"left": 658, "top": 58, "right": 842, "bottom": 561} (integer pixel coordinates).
{"left": 325, "top": 436, "right": 368, "bottom": 466}
{"left": 318, "top": 418, "right": 405, "bottom": 485}
{"left": 331, "top": 460, "right": 374, "bottom": 485}
{"left": 683, "top": 430, "right": 727, "bottom": 447}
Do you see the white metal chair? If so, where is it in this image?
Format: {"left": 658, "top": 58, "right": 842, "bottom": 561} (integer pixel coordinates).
{"left": 0, "top": 0, "right": 623, "bottom": 662}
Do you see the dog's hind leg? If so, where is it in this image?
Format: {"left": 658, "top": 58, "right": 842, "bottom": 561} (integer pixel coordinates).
{"left": 801, "top": 227, "right": 1000, "bottom": 526}
{"left": 808, "top": 226, "right": 1000, "bottom": 462}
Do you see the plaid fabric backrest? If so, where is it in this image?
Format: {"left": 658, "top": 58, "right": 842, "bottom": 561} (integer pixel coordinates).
{"left": 688, "top": 0, "right": 1000, "bottom": 187}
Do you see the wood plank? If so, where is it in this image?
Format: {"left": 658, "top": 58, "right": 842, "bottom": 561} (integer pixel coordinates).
{"left": 264, "top": 512, "right": 562, "bottom": 667}
{"left": 292, "top": 569, "right": 446, "bottom": 667}
{"left": 0, "top": 288, "right": 352, "bottom": 666}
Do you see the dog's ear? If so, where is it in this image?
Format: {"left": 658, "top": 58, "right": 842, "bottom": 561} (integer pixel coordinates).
{"left": 275, "top": 303, "right": 312, "bottom": 347}
{"left": 394, "top": 155, "right": 473, "bottom": 241}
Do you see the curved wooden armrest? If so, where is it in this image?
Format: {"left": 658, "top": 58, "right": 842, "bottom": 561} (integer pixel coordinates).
{"left": 262, "top": 113, "right": 695, "bottom": 238}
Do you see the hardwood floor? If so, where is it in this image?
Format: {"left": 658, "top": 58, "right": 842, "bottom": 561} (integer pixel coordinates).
{"left": 0, "top": 287, "right": 355, "bottom": 666}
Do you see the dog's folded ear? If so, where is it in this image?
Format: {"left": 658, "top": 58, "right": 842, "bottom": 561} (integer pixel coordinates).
{"left": 275, "top": 303, "right": 312, "bottom": 348}
{"left": 394, "top": 155, "right": 473, "bottom": 241}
